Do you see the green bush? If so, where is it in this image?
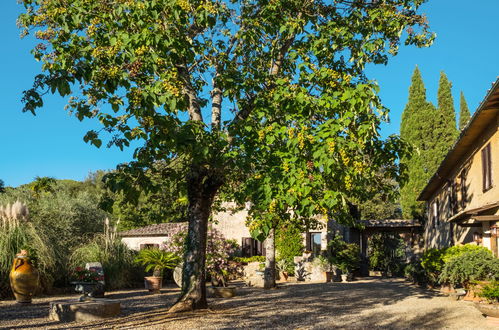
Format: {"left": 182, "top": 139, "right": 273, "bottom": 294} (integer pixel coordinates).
{"left": 327, "top": 236, "right": 360, "bottom": 273}
{"left": 480, "top": 281, "right": 499, "bottom": 303}
{"left": 442, "top": 244, "right": 491, "bottom": 263}
{"left": 439, "top": 249, "right": 499, "bottom": 287}
{"left": 234, "top": 256, "right": 266, "bottom": 263}
{"left": 368, "top": 232, "right": 406, "bottom": 276}
{"left": 70, "top": 218, "right": 137, "bottom": 291}
{"left": 403, "top": 259, "right": 426, "bottom": 285}
{"left": 421, "top": 244, "right": 496, "bottom": 286}
{"left": 71, "top": 238, "right": 136, "bottom": 290}
{"left": 421, "top": 248, "right": 446, "bottom": 285}
{"left": 276, "top": 225, "right": 304, "bottom": 275}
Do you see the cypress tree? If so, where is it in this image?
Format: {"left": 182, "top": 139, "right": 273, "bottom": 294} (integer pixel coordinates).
{"left": 400, "top": 70, "right": 460, "bottom": 220}
{"left": 459, "top": 91, "right": 471, "bottom": 130}
{"left": 400, "top": 66, "right": 435, "bottom": 219}
{"left": 432, "top": 72, "right": 459, "bottom": 162}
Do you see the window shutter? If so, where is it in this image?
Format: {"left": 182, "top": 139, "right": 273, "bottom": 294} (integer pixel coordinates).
{"left": 482, "top": 147, "right": 487, "bottom": 191}
{"left": 242, "top": 238, "right": 252, "bottom": 257}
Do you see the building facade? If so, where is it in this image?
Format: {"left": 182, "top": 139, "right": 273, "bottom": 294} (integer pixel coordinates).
{"left": 418, "top": 79, "right": 499, "bottom": 256}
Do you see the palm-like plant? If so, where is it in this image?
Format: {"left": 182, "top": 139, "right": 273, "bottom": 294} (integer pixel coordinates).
{"left": 135, "top": 248, "right": 180, "bottom": 277}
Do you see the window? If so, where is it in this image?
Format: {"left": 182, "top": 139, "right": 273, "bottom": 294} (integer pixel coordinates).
{"left": 139, "top": 243, "right": 159, "bottom": 250}
{"left": 449, "top": 181, "right": 458, "bottom": 215}
{"left": 482, "top": 143, "right": 492, "bottom": 191}
{"left": 241, "top": 237, "right": 265, "bottom": 257}
{"left": 460, "top": 170, "right": 467, "bottom": 209}
{"left": 432, "top": 199, "right": 439, "bottom": 228}
{"left": 307, "top": 232, "right": 322, "bottom": 257}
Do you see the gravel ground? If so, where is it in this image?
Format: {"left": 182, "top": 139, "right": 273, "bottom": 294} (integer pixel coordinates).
{"left": 0, "top": 278, "right": 494, "bottom": 329}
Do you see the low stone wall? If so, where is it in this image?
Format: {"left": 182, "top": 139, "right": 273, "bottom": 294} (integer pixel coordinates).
{"left": 294, "top": 256, "right": 328, "bottom": 282}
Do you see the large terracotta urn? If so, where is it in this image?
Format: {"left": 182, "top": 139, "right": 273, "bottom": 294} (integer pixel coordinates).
{"left": 9, "top": 250, "right": 39, "bottom": 303}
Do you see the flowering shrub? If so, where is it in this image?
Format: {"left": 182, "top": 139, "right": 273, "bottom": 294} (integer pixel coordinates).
{"left": 163, "top": 225, "right": 241, "bottom": 286}
{"left": 72, "top": 267, "right": 104, "bottom": 283}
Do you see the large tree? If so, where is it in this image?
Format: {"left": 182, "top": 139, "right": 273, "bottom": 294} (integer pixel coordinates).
{"left": 433, "top": 71, "right": 458, "bottom": 160}
{"left": 459, "top": 91, "right": 471, "bottom": 130}
{"left": 400, "top": 67, "right": 435, "bottom": 219}
{"left": 19, "top": 0, "right": 433, "bottom": 311}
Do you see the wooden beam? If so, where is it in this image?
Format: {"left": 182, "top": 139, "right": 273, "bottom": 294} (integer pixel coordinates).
{"left": 473, "top": 215, "right": 499, "bottom": 221}
{"left": 459, "top": 223, "right": 482, "bottom": 227}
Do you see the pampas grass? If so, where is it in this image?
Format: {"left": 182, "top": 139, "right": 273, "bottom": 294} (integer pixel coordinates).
{"left": 0, "top": 201, "right": 55, "bottom": 298}
{"left": 70, "top": 218, "right": 136, "bottom": 290}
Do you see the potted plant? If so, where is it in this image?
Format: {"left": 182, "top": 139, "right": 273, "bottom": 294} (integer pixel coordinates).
{"left": 335, "top": 243, "right": 360, "bottom": 282}
{"left": 276, "top": 259, "right": 292, "bottom": 281}
{"left": 70, "top": 266, "right": 105, "bottom": 300}
{"left": 475, "top": 281, "right": 499, "bottom": 318}
{"left": 326, "top": 236, "right": 359, "bottom": 282}
{"left": 135, "top": 248, "right": 180, "bottom": 293}
{"left": 313, "top": 255, "right": 336, "bottom": 282}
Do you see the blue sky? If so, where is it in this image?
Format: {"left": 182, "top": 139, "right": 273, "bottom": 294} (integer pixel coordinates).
{"left": 2, "top": 1, "right": 499, "bottom": 187}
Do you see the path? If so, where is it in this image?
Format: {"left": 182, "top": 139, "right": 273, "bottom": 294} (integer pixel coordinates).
{"left": 0, "top": 278, "right": 494, "bottom": 329}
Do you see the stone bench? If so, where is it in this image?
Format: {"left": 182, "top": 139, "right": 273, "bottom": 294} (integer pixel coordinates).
{"left": 49, "top": 298, "right": 121, "bottom": 322}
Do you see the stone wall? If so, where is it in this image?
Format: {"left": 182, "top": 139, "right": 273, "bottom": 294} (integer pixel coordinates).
{"left": 424, "top": 113, "right": 499, "bottom": 251}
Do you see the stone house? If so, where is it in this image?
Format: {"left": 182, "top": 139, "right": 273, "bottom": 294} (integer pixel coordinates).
{"left": 120, "top": 203, "right": 329, "bottom": 256}
{"left": 121, "top": 203, "right": 420, "bottom": 278}
{"left": 418, "top": 78, "right": 499, "bottom": 256}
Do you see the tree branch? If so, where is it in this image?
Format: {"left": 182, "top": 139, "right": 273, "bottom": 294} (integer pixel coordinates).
{"left": 211, "top": 70, "right": 222, "bottom": 131}
{"left": 229, "top": 35, "right": 296, "bottom": 128}
{"left": 176, "top": 63, "right": 203, "bottom": 122}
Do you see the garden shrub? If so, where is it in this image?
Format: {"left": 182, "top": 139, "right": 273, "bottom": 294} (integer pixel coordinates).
{"left": 368, "top": 232, "right": 406, "bottom": 276}
{"left": 403, "top": 258, "right": 426, "bottom": 285}
{"left": 327, "top": 236, "right": 360, "bottom": 273}
{"left": 439, "top": 249, "right": 499, "bottom": 287}
{"left": 421, "top": 248, "right": 447, "bottom": 285}
{"left": 164, "top": 226, "right": 242, "bottom": 284}
{"left": 276, "top": 225, "right": 304, "bottom": 275}
{"left": 233, "top": 256, "right": 266, "bottom": 263}
{"left": 0, "top": 182, "right": 108, "bottom": 289}
{"left": 480, "top": 281, "right": 499, "bottom": 303}
{"left": 442, "top": 244, "right": 491, "bottom": 263}
{"left": 70, "top": 219, "right": 136, "bottom": 290}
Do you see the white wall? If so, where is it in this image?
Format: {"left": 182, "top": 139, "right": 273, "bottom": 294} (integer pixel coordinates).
{"left": 121, "top": 236, "right": 168, "bottom": 251}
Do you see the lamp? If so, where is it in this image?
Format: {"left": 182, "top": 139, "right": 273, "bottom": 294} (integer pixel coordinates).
{"left": 473, "top": 232, "right": 482, "bottom": 243}
{"left": 491, "top": 224, "right": 499, "bottom": 237}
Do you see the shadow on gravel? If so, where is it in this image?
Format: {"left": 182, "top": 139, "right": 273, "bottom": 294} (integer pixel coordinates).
{"left": 0, "top": 278, "right": 465, "bottom": 329}
{"left": 197, "top": 278, "right": 448, "bottom": 328}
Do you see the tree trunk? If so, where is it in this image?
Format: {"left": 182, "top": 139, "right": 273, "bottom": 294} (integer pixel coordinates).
{"left": 168, "top": 165, "right": 221, "bottom": 313}
{"left": 264, "top": 228, "right": 276, "bottom": 289}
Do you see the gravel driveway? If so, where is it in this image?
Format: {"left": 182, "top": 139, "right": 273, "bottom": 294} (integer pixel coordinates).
{"left": 0, "top": 278, "right": 494, "bottom": 329}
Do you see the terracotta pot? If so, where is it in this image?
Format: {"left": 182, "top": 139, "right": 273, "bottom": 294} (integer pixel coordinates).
{"left": 281, "top": 271, "right": 289, "bottom": 281}
{"left": 325, "top": 271, "right": 334, "bottom": 282}
{"left": 10, "top": 255, "right": 39, "bottom": 303}
{"left": 144, "top": 276, "right": 162, "bottom": 293}
{"left": 474, "top": 302, "right": 499, "bottom": 318}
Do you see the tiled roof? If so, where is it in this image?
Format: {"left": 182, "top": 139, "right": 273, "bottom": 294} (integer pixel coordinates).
{"left": 120, "top": 222, "right": 188, "bottom": 237}
{"left": 360, "top": 219, "right": 421, "bottom": 228}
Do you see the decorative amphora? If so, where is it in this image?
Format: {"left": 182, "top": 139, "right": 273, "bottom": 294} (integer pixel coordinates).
{"left": 9, "top": 250, "right": 39, "bottom": 303}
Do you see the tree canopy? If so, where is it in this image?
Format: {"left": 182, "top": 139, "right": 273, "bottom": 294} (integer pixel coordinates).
{"left": 400, "top": 66, "right": 433, "bottom": 219}
{"left": 19, "top": 0, "right": 434, "bottom": 311}
{"left": 400, "top": 69, "right": 459, "bottom": 219}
